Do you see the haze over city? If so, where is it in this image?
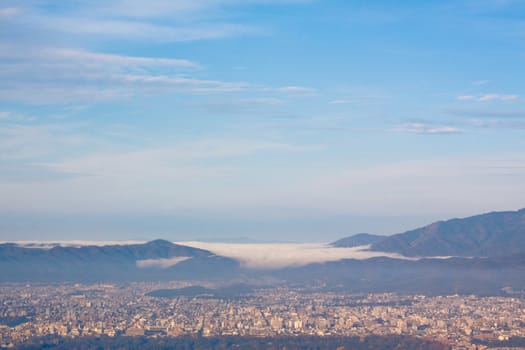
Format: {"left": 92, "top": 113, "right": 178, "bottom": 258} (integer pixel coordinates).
{"left": 1, "top": 0, "right": 525, "bottom": 242}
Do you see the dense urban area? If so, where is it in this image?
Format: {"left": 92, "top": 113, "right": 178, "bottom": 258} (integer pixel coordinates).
{"left": 1, "top": 283, "right": 524, "bottom": 350}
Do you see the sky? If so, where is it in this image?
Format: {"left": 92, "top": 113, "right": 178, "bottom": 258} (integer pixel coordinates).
{"left": 1, "top": 0, "right": 524, "bottom": 242}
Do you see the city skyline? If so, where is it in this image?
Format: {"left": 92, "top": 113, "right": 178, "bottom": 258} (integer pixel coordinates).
{"left": 1, "top": 0, "right": 525, "bottom": 241}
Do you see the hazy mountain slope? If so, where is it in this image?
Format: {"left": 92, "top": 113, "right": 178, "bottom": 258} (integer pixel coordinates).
{"left": 370, "top": 209, "right": 525, "bottom": 257}
{"left": 331, "top": 233, "right": 384, "bottom": 247}
{"left": 0, "top": 240, "right": 240, "bottom": 282}
{"left": 0, "top": 239, "right": 209, "bottom": 260}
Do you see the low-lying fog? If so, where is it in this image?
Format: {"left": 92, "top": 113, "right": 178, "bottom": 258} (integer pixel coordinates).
{"left": 179, "top": 242, "right": 414, "bottom": 269}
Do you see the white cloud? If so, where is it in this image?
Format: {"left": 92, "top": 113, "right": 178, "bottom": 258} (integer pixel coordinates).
{"left": 0, "top": 45, "right": 198, "bottom": 72}
{"left": 120, "top": 75, "right": 247, "bottom": 92}
{"left": 457, "top": 93, "right": 519, "bottom": 102}
{"left": 49, "top": 48, "right": 199, "bottom": 68}
{"left": 394, "top": 123, "right": 463, "bottom": 134}
{"left": 457, "top": 95, "right": 475, "bottom": 101}
{"left": 479, "top": 93, "right": 519, "bottom": 101}
{"left": 328, "top": 99, "right": 354, "bottom": 104}
{"left": 276, "top": 86, "right": 316, "bottom": 95}
{"left": 136, "top": 256, "right": 191, "bottom": 268}
{"left": 179, "top": 242, "right": 414, "bottom": 269}
{"left": 327, "top": 97, "right": 383, "bottom": 106}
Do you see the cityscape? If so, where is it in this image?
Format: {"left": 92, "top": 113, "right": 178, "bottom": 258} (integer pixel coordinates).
{"left": 1, "top": 282, "right": 524, "bottom": 349}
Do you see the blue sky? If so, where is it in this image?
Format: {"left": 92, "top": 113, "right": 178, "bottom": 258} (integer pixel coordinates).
{"left": 1, "top": 0, "right": 524, "bottom": 242}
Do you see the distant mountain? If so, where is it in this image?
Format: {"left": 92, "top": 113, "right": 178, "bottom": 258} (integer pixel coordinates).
{"left": 331, "top": 233, "right": 384, "bottom": 248}
{"left": 2, "top": 208, "right": 525, "bottom": 295}
{"left": 0, "top": 239, "right": 209, "bottom": 262}
{"left": 0, "top": 240, "right": 240, "bottom": 282}
{"left": 370, "top": 208, "right": 525, "bottom": 257}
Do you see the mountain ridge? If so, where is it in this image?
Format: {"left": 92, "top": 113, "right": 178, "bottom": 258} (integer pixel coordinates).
{"left": 368, "top": 208, "right": 525, "bottom": 257}
{"left": 331, "top": 233, "right": 385, "bottom": 247}
{"left": 0, "top": 240, "right": 239, "bottom": 282}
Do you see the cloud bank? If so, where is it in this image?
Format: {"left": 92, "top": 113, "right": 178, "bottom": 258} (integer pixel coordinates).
{"left": 136, "top": 256, "right": 191, "bottom": 268}
{"left": 179, "top": 242, "right": 414, "bottom": 269}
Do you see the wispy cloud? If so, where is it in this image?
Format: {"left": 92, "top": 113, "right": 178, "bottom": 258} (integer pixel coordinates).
{"left": 0, "top": 46, "right": 246, "bottom": 103}
{"left": 44, "top": 139, "right": 319, "bottom": 173}
{"left": 90, "top": 0, "right": 310, "bottom": 20}
{"left": 447, "top": 108, "right": 525, "bottom": 118}
{"left": 0, "top": 1, "right": 310, "bottom": 105}
{"left": 0, "top": 135, "right": 320, "bottom": 182}
{"left": 275, "top": 86, "right": 316, "bottom": 95}
{"left": 99, "top": 0, "right": 215, "bottom": 18}
{"left": 0, "top": 45, "right": 198, "bottom": 73}
{"left": 394, "top": 123, "right": 463, "bottom": 135}
{"left": 328, "top": 87, "right": 385, "bottom": 106}
{"left": 0, "top": 128, "right": 326, "bottom": 214}
{"left": 328, "top": 97, "right": 382, "bottom": 106}
{"left": 120, "top": 75, "right": 247, "bottom": 92}
{"left": 0, "top": 164, "right": 85, "bottom": 183}
{"left": 457, "top": 93, "right": 520, "bottom": 102}
{"left": 263, "top": 155, "right": 525, "bottom": 218}
{"left": 328, "top": 100, "right": 355, "bottom": 105}
{"left": 0, "top": 2, "right": 313, "bottom": 104}
{"left": 38, "top": 17, "right": 258, "bottom": 42}
{"left": 239, "top": 97, "right": 286, "bottom": 105}
{"left": 48, "top": 48, "right": 198, "bottom": 68}
{"left": 465, "top": 118, "right": 525, "bottom": 129}
{"left": 0, "top": 123, "right": 89, "bottom": 161}
{"left": 1, "top": 1, "right": 302, "bottom": 44}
